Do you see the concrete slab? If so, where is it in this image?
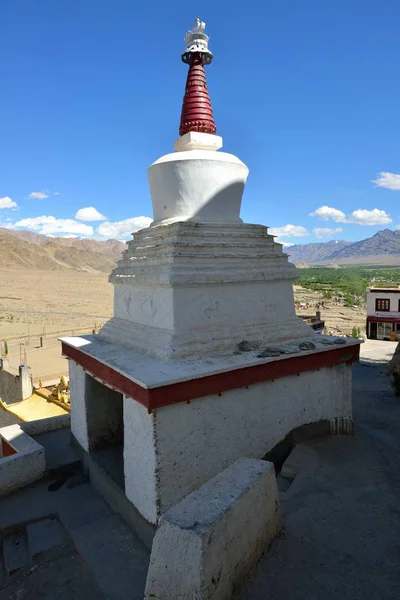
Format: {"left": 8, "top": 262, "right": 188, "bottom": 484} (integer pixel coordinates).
{"left": 57, "top": 483, "right": 114, "bottom": 530}
{"left": 145, "top": 458, "right": 281, "bottom": 600}
{"left": 0, "top": 479, "right": 112, "bottom": 534}
{"left": 71, "top": 513, "right": 150, "bottom": 600}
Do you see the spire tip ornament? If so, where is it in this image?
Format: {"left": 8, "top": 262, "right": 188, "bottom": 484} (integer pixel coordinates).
{"left": 182, "top": 18, "right": 212, "bottom": 64}
{"left": 179, "top": 18, "right": 216, "bottom": 138}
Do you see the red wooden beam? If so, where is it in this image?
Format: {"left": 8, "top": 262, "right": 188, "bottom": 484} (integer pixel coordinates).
{"left": 62, "top": 341, "right": 360, "bottom": 412}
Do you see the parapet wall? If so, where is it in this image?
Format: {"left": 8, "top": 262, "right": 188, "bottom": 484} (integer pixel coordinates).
{"left": 0, "top": 359, "right": 33, "bottom": 404}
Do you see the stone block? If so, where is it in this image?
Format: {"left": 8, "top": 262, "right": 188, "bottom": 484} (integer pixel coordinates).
{"left": 70, "top": 513, "right": 150, "bottom": 600}
{"left": 145, "top": 458, "right": 281, "bottom": 600}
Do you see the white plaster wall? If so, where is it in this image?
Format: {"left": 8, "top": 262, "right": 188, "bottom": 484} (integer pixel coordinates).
{"left": 367, "top": 290, "right": 400, "bottom": 316}
{"left": 171, "top": 280, "right": 299, "bottom": 330}
{"left": 103, "top": 279, "right": 310, "bottom": 359}
{"left": 69, "top": 361, "right": 89, "bottom": 452}
{"left": 152, "top": 363, "right": 352, "bottom": 515}
{"left": 148, "top": 151, "right": 249, "bottom": 225}
{"left": 0, "top": 424, "right": 46, "bottom": 497}
{"left": 0, "top": 360, "right": 33, "bottom": 404}
{"left": 19, "top": 366, "right": 33, "bottom": 401}
{"left": 113, "top": 280, "right": 299, "bottom": 332}
{"left": 123, "top": 397, "right": 158, "bottom": 524}
{"left": 114, "top": 284, "right": 174, "bottom": 330}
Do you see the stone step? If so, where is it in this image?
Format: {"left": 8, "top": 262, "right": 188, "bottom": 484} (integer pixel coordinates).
{"left": 124, "top": 241, "right": 281, "bottom": 254}
{"left": 27, "top": 517, "right": 68, "bottom": 557}
{"left": 69, "top": 513, "right": 150, "bottom": 600}
{"left": 2, "top": 530, "right": 29, "bottom": 575}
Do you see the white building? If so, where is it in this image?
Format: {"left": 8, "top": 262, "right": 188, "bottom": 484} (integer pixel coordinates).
{"left": 366, "top": 286, "right": 400, "bottom": 341}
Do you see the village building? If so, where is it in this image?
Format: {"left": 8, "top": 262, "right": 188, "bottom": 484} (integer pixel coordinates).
{"left": 366, "top": 286, "right": 400, "bottom": 341}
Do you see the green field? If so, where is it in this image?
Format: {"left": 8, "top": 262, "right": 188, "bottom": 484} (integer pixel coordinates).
{"left": 296, "top": 266, "right": 400, "bottom": 307}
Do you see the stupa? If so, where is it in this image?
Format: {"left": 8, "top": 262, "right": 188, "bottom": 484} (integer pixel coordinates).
{"left": 61, "top": 18, "right": 361, "bottom": 543}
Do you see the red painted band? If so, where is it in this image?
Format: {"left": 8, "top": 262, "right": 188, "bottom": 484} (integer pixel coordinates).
{"left": 1, "top": 438, "right": 17, "bottom": 457}
{"left": 367, "top": 316, "right": 400, "bottom": 324}
{"left": 62, "top": 342, "right": 359, "bottom": 412}
{"left": 61, "top": 343, "right": 150, "bottom": 410}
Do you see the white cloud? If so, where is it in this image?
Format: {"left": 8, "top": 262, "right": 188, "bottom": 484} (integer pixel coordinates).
{"left": 313, "top": 227, "right": 344, "bottom": 239}
{"left": 310, "top": 204, "right": 392, "bottom": 226}
{"left": 97, "top": 216, "right": 152, "bottom": 240}
{"left": 396, "top": 224, "right": 400, "bottom": 231}
{"left": 280, "top": 241, "right": 294, "bottom": 247}
{"left": 0, "top": 196, "right": 18, "bottom": 209}
{"left": 14, "top": 216, "right": 93, "bottom": 236}
{"left": 53, "top": 191, "right": 61, "bottom": 196}
{"left": 309, "top": 206, "right": 347, "bottom": 223}
{"left": 349, "top": 208, "right": 392, "bottom": 225}
{"left": 29, "top": 191, "right": 50, "bottom": 200}
{"left": 75, "top": 206, "right": 107, "bottom": 222}
{"left": 269, "top": 224, "right": 310, "bottom": 238}
{"left": 372, "top": 172, "right": 400, "bottom": 191}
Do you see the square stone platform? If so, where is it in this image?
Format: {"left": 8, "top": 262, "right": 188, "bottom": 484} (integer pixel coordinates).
{"left": 61, "top": 334, "right": 360, "bottom": 525}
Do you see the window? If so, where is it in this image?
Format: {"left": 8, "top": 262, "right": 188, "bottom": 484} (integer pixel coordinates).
{"left": 375, "top": 298, "right": 390, "bottom": 312}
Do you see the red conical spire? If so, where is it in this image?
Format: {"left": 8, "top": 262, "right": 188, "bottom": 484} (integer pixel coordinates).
{"left": 179, "top": 54, "right": 217, "bottom": 137}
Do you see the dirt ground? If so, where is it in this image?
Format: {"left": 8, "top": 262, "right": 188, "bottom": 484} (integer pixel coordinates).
{"left": 0, "top": 268, "right": 114, "bottom": 381}
{"left": 294, "top": 285, "right": 367, "bottom": 335}
{"left": 0, "top": 268, "right": 113, "bottom": 341}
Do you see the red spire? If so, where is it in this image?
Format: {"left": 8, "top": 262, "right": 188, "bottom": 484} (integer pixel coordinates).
{"left": 179, "top": 54, "right": 217, "bottom": 137}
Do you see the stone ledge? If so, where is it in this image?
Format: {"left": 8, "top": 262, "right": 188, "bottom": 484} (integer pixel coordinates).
{"left": 60, "top": 335, "right": 361, "bottom": 411}
{"left": 144, "top": 458, "right": 281, "bottom": 600}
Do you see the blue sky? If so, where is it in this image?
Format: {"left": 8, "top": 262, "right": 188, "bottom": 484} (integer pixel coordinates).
{"left": 1, "top": 0, "right": 399, "bottom": 244}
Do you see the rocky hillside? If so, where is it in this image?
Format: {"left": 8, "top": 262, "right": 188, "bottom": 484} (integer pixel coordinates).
{"left": 0, "top": 228, "right": 125, "bottom": 272}
{"left": 285, "top": 240, "right": 351, "bottom": 264}
{"left": 326, "top": 229, "right": 400, "bottom": 260}
{"left": 286, "top": 229, "right": 400, "bottom": 265}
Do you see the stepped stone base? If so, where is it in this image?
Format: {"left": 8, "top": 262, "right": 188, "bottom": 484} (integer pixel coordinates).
{"left": 99, "top": 221, "right": 311, "bottom": 359}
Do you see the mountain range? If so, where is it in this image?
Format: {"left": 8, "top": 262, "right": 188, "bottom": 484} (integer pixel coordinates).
{"left": 0, "top": 228, "right": 125, "bottom": 272}
{"left": 286, "top": 229, "right": 400, "bottom": 266}
{"left": 0, "top": 227, "right": 400, "bottom": 272}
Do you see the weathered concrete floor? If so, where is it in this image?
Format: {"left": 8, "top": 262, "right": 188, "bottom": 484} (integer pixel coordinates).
{"left": 0, "top": 474, "right": 150, "bottom": 599}
{"left": 238, "top": 359, "right": 400, "bottom": 600}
